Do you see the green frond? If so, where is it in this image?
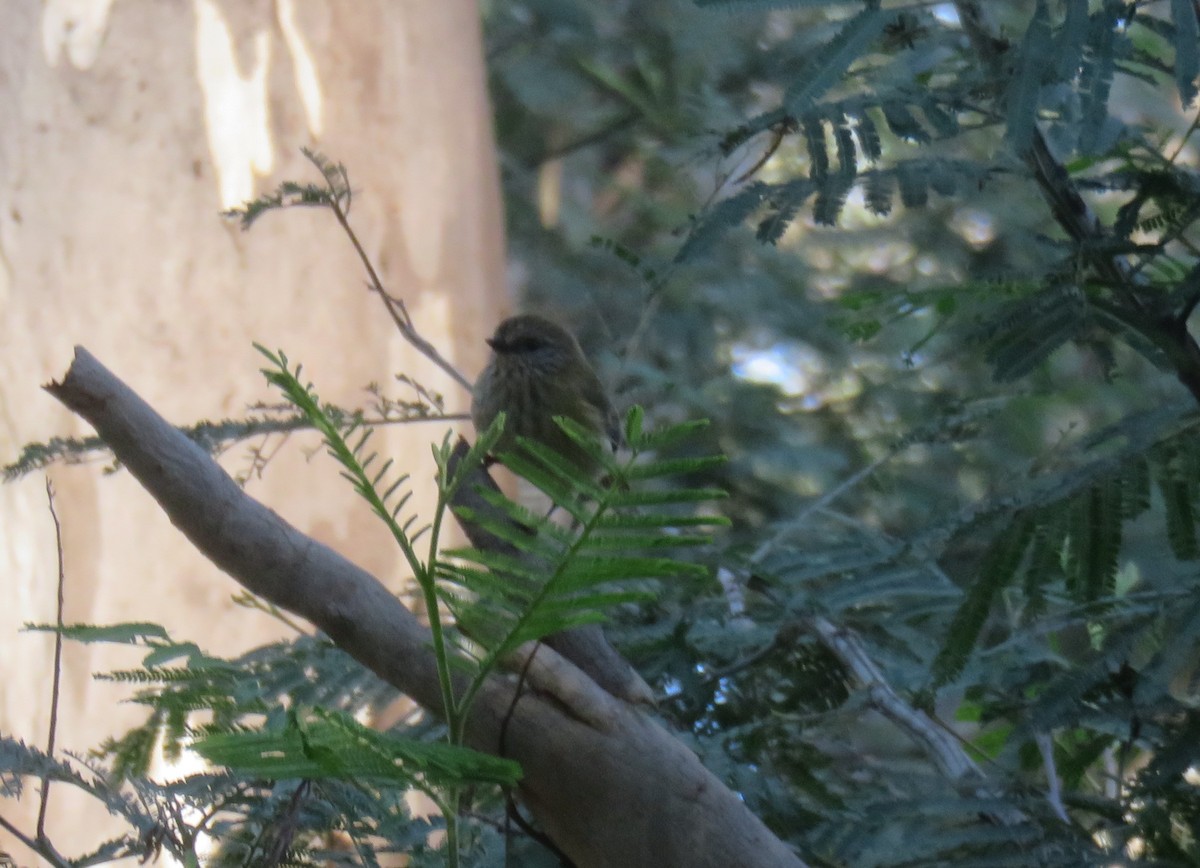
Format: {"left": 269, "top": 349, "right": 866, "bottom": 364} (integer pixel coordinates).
{"left": 533, "top": 589, "right": 655, "bottom": 613}
{"left": 469, "top": 486, "right": 575, "bottom": 543}
{"left": 917, "top": 93, "right": 959, "bottom": 138}
{"left": 438, "top": 416, "right": 504, "bottom": 497}
{"left": 879, "top": 98, "right": 930, "bottom": 144}
{"left": 813, "top": 175, "right": 854, "bottom": 226}
{"left": 981, "top": 284, "right": 1087, "bottom": 382}
{"left": 622, "top": 454, "right": 727, "bottom": 480}
{"left": 855, "top": 111, "right": 882, "bottom": 161}
{"left": 821, "top": 565, "right": 957, "bottom": 612}
{"left": 718, "top": 108, "right": 790, "bottom": 157}
{"left": 895, "top": 161, "right": 928, "bottom": 208}
{"left": 1137, "top": 205, "right": 1194, "bottom": 235}
{"left": 1151, "top": 441, "right": 1199, "bottom": 559}
{"left": 499, "top": 446, "right": 605, "bottom": 508}
{"left": 623, "top": 404, "right": 646, "bottom": 445}
{"left": 256, "top": 346, "right": 426, "bottom": 581}
{"left": 95, "top": 724, "right": 162, "bottom": 779}
{"left": 783, "top": 5, "right": 888, "bottom": 114}
{"left": 756, "top": 180, "right": 815, "bottom": 244}
{"left": 584, "top": 531, "right": 709, "bottom": 550}
{"left": 1005, "top": 0, "right": 1053, "bottom": 153}
{"left": 933, "top": 514, "right": 1036, "bottom": 686}
{"left": 802, "top": 116, "right": 829, "bottom": 180}
{"left": 1137, "top": 592, "right": 1200, "bottom": 704}
{"left": 834, "top": 121, "right": 857, "bottom": 176}
{"left": 594, "top": 511, "right": 725, "bottom": 529}
{"left": 1119, "top": 456, "right": 1152, "bottom": 519}
{"left": 444, "top": 548, "right": 549, "bottom": 586}
{"left": 1021, "top": 621, "right": 1147, "bottom": 734}
{"left": 1, "top": 736, "right": 94, "bottom": 797}
{"left": 3, "top": 431, "right": 113, "bottom": 479}
{"left": 71, "top": 836, "right": 142, "bottom": 865}
{"left": 1063, "top": 481, "right": 1123, "bottom": 601}
{"left": 692, "top": 137, "right": 991, "bottom": 243}
{"left": 675, "top": 182, "right": 771, "bottom": 263}
{"left": 1078, "top": 0, "right": 1125, "bottom": 150}
{"left": 610, "top": 487, "right": 730, "bottom": 507}
{"left": 98, "top": 665, "right": 220, "bottom": 684}
{"left": 863, "top": 169, "right": 893, "bottom": 215}
{"left": 222, "top": 150, "right": 347, "bottom": 231}
{"left": 557, "top": 555, "right": 705, "bottom": 587}
{"left": 1170, "top": 0, "right": 1200, "bottom": 106}
{"left": 438, "top": 564, "right": 537, "bottom": 606}
{"left": 442, "top": 411, "right": 725, "bottom": 714}
{"left": 1021, "top": 519, "right": 1065, "bottom": 621}
{"left": 510, "top": 611, "right": 609, "bottom": 642}
{"left": 23, "top": 621, "right": 170, "bottom": 645}
{"left": 448, "top": 503, "right": 561, "bottom": 555}
{"left": 627, "top": 416, "right": 710, "bottom": 451}
{"left": 1055, "top": 0, "right": 1091, "bottom": 81}
{"left": 193, "top": 708, "right": 520, "bottom": 792}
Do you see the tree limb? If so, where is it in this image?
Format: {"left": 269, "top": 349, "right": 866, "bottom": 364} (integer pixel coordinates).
{"left": 46, "top": 346, "right": 804, "bottom": 868}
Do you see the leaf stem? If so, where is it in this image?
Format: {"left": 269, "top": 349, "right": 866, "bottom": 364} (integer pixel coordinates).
{"left": 37, "top": 479, "right": 66, "bottom": 848}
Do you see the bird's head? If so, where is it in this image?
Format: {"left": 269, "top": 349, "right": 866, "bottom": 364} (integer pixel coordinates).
{"left": 485, "top": 314, "right": 582, "bottom": 369}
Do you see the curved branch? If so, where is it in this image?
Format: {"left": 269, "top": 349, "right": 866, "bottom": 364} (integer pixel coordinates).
{"left": 46, "top": 346, "right": 804, "bottom": 868}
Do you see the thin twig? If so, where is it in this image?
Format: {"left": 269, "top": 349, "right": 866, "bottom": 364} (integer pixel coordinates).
{"left": 700, "top": 634, "right": 788, "bottom": 686}
{"left": 37, "top": 479, "right": 66, "bottom": 845}
{"left": 4, "top": 410, "right": 470, "bottom": 482}
{"left": 0, "top": 815, "right": 69, "bottom": 868}
{"left": 261, "top": 779, "right": 312, "bottom": 868}
{"left": 537, "top": 112, "right": 639, "bottom": 163}
{"left": 1164, "top": 105, "right": 1200, "bottom": 166}
{"left": 620, "top": 287, "right": 668, "bottom": 372}
{"left": 749, "top": 448, "right": 901, "bottom": 566}
{"left": 303, "top": 152, "right": 474, "bottom": 393}
{"left": 1035, "top": 732, "right": 1070, "bottom": 823}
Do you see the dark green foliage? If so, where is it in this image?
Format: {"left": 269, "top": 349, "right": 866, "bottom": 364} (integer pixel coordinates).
{"left": 978, "top": 283, "right": 1089, "bottom": 381}
{"left": 485, "top": 0, "right": 1200, "bottom": 862}
{"left": 1005, "top": 1, "right": 1054, "bottom": 153}
{"left": 1, "top": 625, "right": 519, "bottom": 864}
{"left": 1, "top": 629, "right": 457, "bottom": 864}
{"left": 193, "top": 708, "right": 520, "bottom": 790}
{"left": 782, "top": 5, "right": 887, "bottom": 114}
{"left": 1170, "top": 0, "right": 1200, "bottom": 106}
{"left": 2, "top": 349, "right": 730, "bottom": 862}
{"left": 1151, "top": 439, "right": 1200, "bottom": 559}
{"left": 6, "top": 0, "right": 1200, "bottom": 864}
{"left": 440, "top": 410, "right": 727, "bottom": 682}
{"left": 1077, "top": 1, "right": 1125, "bottom": 150}
{"left": 933, "top": 513, "right": 1035, "bottom": 687}
{"left": 1063, "top": 480, "right": 1123, "bottom": 600}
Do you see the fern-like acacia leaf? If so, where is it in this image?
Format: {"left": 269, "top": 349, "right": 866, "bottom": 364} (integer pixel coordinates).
{"left": 1170, "top": 0, "right": 1200, "bottom": 106}
{"left": 783, "top": 5, "right": 888, "bottom": 114}
{"left": 933, "top": 514, "right": 1036, "bottom": 686}
{"left": 1005, "top": 0, "right": 1053, "bottom": 153}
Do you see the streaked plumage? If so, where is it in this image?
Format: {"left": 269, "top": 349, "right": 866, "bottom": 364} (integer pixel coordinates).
{"left": 472, "top": 314, "right": 620, "bottom": 475}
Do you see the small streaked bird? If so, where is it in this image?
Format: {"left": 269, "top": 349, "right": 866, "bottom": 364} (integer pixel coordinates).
{"left": 471, "top": 314, "right": 621, "bottom": 476}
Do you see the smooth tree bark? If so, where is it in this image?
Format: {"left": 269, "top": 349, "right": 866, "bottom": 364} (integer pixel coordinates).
{"left": 49, "top": 347, "right": 806, "bottom": 868}
{"left": 1, "top": 0, "right": 504, "bottom": 853}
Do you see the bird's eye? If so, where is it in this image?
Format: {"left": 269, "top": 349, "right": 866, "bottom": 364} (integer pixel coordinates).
{"left": 510, "top": 336, "right": 547, "bottom": 353}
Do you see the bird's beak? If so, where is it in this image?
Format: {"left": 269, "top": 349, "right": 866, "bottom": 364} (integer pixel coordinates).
{"left": 485, "top": 336, "right": 498, "bottom": 350}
